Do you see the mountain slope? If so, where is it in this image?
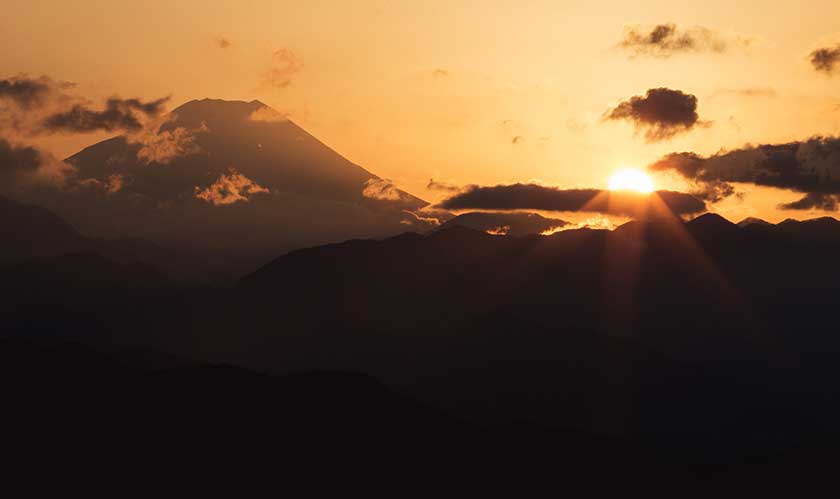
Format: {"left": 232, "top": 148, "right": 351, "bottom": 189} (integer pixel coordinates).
{"left": 26, "top": 99, "right": 433, "bottom": 264}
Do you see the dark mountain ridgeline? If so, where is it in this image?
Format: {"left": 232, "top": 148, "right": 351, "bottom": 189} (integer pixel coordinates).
{"left": 6, "top": 193, "right": 840, "bottom": 481}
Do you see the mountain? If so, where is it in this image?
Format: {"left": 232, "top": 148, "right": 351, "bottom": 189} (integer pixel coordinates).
{"left": 737, "top": 217, "right": 773, "bottom": 228}
{"left": 436, "top": 211, "right": 568, "bottom": 236}
{"left": 9, "top": 208, "right": 840, "bottom": 457}
{"left": 0, "top": 195, "right": 88, "bottom": 262}
{"left": 228, "top": 213, "right": 840, "bottom": 438}
{"left": 3, "top": 338, "right": 706, "bottom": 492}
{"left": 0, "top": 195, "right": 215, "bottom": 282}
{"left": 25, "top": 99, "right": 434, "bottom": 269}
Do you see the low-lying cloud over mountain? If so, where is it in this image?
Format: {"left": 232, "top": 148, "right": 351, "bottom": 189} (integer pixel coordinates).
{"left": 605, "top": 88, "right": 707, "bottom": 142}
{"left": 438, "top": 183, "right": 705, "bottom": 217}
{"left": 649, "top": 136, "right": 840, "bottom": 209}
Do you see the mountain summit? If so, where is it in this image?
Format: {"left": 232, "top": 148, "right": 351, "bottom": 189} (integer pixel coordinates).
{"left": 35, "top": 99, "right": 432, "bottom": 264}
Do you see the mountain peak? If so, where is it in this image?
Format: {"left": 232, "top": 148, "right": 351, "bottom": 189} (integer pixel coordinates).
{"left": 168, "top": 98, "right": 278, "bottom": 129}
{"left": 737, "top": 217, "right": 773, "bottom": 228}
{"left": 688, "top": 213, "right": 736, "bottom": 228}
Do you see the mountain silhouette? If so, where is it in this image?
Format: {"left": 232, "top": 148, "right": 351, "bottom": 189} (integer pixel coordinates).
{"left": 8, "top": 204, "right": 840, "bottom": 478}
{"left": 0, "top": 195, "right": 88, "bottom": 262}
{"left": 0, "top": 195, "right": 213, "bottom": 282}
{"left": 25, "top": 99, "right": 433, "bottom": 273}
{"left": 737, "top": 217, "right": 773, "bottom": 228}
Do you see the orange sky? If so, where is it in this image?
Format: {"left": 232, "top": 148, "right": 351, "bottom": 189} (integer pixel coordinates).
{"left": 3, "top": 0, "right": 840, "bottom": 222}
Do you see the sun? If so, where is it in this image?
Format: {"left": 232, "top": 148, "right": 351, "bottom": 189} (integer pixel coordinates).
{"left": 608, "top": 168, "right": 655, "bottom": 193}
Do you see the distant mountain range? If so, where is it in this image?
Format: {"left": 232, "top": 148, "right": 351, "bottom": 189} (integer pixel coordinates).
{"left": 7, "top": 196, "right": 840, "bottom": 470}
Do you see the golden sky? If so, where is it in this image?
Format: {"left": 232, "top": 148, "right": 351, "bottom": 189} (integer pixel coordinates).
{"left": 4, "top": 0, "right": 840, "bottom": 222}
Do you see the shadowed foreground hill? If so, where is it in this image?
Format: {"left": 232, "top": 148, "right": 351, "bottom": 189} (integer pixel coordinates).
{"left": 231, "top": 214, "right": 840, "bottom": 441}
{"left": 3, "top": 338, "right": 701, "bottom": 492}
{"left": 8, "top": 209, "right": 840, "bottom": 479}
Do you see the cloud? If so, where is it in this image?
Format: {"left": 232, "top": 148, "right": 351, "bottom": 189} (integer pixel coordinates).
{"left": 618, "top": 23, "right": 755, "bottom": 57}
{"left": 649, "top": 137, "right": 840, "bottom": 209}
{"left": 41, "top": 97, "right": 170, "bottom": 134}
{"left": 131, "top": 116, "right": 207, "bottom": 165}
{"left": 0, "top": 74, "right": 170, "bottom": 139}
{"left": 75, "top": 173, "right": 127, "bottom": 195}
{"left": 249, "top": 106, "right": 288, "bottom": 123}
{"left": 438, "top": 183, "right": 705, "bottom": 217}
{"left": 0, "top": 75, "right": 64, "bottom": 110}
{"left": 810, "top": 44, "right": 840, "bottom": 74}
{"left": 605, "top": 88, "right": 707, "bottom": 142}
{"left": 401, "top": 209, "right": 442, "bottom": 228}
{"left": 263, "top": 49, "right": 304, "bottom": 89}
{"left": 427, "top": 178, "right": 461, "bottom": 193}
{"left": 779, "top": 192, "right": 838, "bottom": 211}
{"left": 0, "top": 138, "right": 75, "bottom": 192}
{"left": 194, "top": 168, "right": 269, "bottom": 206}
{"left": 362, "top": 178, "right": 412, "bottom": 202}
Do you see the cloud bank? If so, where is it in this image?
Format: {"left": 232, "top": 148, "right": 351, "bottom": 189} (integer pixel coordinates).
{"left": 438, "top": 183, "right": 705, "bottom": 217}
{"left": 649, "top": 137, "right": 840, "bottom": 209}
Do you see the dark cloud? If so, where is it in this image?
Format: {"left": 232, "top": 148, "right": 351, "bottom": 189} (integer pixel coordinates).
{"left": 605, "top": 88, "right": 706, "bottom": 142}
{"left": 0, "top": 76, "right": 56, "bottom": 109}
{"left": 263, "top": 49, "right": 303, "bottom": 89}
{"left": 427, "top": 178, "right": 461, "bottom": 192}
{"left": 810, "top": 44, "right": 840, "bottom": 74}
{"left": 0, "top": 138, "right": 41, "bottom": 174}
{"left": 618, "top": 23, "right": 752, "bottom": 57}
{"left": 0, "top": 138, "right": 75, "bottom": 192}
{"left": 779, "top": 192, "right": 838, "bottom": 211}
{"left": 649, "top": 137, "right": 840, "bottom": 209}
{"left": 41, "top": 97, "right": 169, "bottom": 133}
{"left": 438, "top": 183, "right": 705, "bottom": 217}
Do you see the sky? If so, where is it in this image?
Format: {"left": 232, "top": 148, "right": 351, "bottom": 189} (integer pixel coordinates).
{"left": 3, "top": 0, "right": 840, "bottom": 222}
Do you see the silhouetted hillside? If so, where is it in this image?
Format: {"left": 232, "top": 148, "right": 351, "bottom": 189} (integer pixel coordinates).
{"left": 8, "top": 209, "right": 840, "bottom": 479}
{"left": 3, "top": 338, "right": 702, "bottom": 492}
{"left": 0, "top": 195, "right": 216, "bottom": 282}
